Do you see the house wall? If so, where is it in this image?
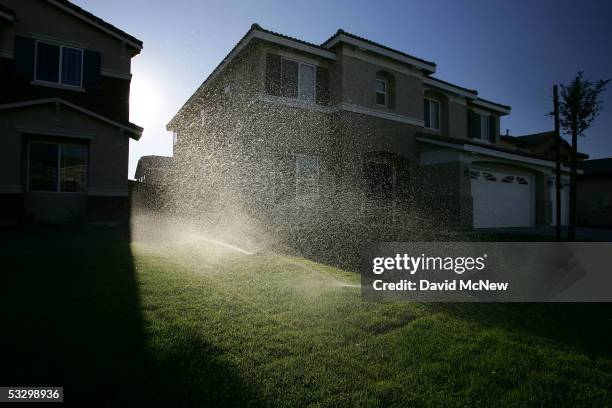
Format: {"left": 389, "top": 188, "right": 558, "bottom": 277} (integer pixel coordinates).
{"left": 0, "top": 0, "right": 135, "bottom": 122}
{"left": 338, "top": 45, "right": 424, "bottom": 120}
{"left": 0, "top": 104, "right": 130, "bottom": 222}
{"left": 578, "top": 175, "right": 612, "bottom": 227}
{"left": 166, "top": 30, "right": 517, "bottom": 233}
{"left": 0, "top": 0, "right": 133, "bottom": 72}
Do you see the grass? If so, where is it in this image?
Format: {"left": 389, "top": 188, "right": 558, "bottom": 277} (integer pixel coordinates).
{"left": 1, "top": 224, "right": 611, "bottom": 407}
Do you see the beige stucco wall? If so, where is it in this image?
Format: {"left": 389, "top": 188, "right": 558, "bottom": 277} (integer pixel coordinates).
{"left": 578, "top": 176, "right": 612, "bottom": 227}
{"left": 0, "top": 103, "right": 130, "bottom": 195}
{"left": 338, "top": 47, "right": 424, "bottom": 121}
{"left": 1, "top": 0, "right": 135, "bottom": 74}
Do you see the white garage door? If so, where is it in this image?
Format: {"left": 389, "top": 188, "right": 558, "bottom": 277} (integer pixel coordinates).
{"left": 471, "top": 169, "right": 535, "bottom": 228}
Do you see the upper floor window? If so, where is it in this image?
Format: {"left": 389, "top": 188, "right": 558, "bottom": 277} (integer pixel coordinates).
{"left": 281, "top": 58, "right": 315, "bottom": 103}
{"left": 35, "top": 41, "right": 83, "bottom": 87}
{"left": 375, "top": 79, "right": 387, "bottom": 106}
{"left": 424, "top": 98, "right": 440, "bottom": 130}
{"left": 468, "top": 110, "right": 496, "bottom": 142}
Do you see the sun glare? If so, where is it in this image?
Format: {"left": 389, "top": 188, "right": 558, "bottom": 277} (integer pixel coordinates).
{"left": 130, "top": 73, "right": 162, "bottom": 125}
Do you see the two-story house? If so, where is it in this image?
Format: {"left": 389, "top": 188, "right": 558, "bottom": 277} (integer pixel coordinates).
{"left": 167, "top": 24, "right": 574, "bottom": 231}
{"left": 0, "top": 0, "right": 142, "bottom": 222}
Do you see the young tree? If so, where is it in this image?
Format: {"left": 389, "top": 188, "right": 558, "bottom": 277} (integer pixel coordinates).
{"left": 558, "top": 71, "right": 610, "bottom": 241}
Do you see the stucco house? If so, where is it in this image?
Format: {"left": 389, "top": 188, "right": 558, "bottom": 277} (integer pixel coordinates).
{"left": 0, "top": 0, "right": 143, "bottom": 222}
{"left": 167, "top": 24, "right": 579, "bottom": 231}
{"left": 578, "top": 158, "right": 612, "bottom": 228}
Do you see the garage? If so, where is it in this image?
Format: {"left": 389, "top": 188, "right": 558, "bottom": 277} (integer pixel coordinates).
{"left": 471, "top": 168, "right": 535, "bottom": 228}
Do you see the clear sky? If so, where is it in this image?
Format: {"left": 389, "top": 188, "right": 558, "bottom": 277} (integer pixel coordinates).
{"left": 71, "top": 0, "right": 612, "bottom": 178}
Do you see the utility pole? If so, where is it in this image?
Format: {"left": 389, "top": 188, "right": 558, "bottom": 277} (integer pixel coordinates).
{"left": 553, "top": 85, "right": 562, "bottom": 241}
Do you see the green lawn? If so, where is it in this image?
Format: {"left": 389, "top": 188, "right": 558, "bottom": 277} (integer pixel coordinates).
{"left": 1, "top": 225, "right": 611, "bottom": 407}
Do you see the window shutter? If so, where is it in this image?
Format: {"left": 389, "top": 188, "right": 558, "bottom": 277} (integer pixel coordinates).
{"left": 423, "top": 99, "right": 430, "bottom": 127}
{"left": 265, "top": 53, "right": 281, "bottom": 96}
{"left": 82, "top": 50, "right": 101, "bottom": 90}
{"left": 467, "top": 111, "right": 480, "bottom": 139}
{"left": 281, "top": 59, "right": 298, "bottom": 99}
{"left": 13, "top": 36, "right": 35, "bottom": 79}
{"left": 488, "top": 115, "right": 496, "bottom": 143}
{"left": 315, "top": 66, "right": 330, "bottom": 105}
{"left": 274, "top": 154, "right": 295, "bottom": 203}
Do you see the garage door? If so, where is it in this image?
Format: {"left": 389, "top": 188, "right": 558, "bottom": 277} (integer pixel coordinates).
{"left": 471, "top": 169, "right": 535, "bottom": 228}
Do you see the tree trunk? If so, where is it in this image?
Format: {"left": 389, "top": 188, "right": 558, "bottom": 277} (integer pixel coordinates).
{"left": 553, "top": 86, "right": 562, "bottom": 241}
{"left": 569, "top": 125, "right": 578, "bottom": 241}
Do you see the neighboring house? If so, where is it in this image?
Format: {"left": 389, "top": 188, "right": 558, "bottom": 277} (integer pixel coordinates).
{"left": 0, "top": 0, "right": 143, "bottom": 222}
{"left": 166, "top": 24, "right": 579, "bottom": 231}
{"left": 135, "top": 155, "right": 172, "bottom": 185}
{"left": 499, "top": 130, "right": 589, "bottom": 226}
{"left": 578, "top": 158, "right": 612, "bottom": 228}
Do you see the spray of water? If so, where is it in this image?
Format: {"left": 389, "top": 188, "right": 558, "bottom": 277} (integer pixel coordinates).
{"left": 131, "top": 58, "right": 470, "bottom": 277}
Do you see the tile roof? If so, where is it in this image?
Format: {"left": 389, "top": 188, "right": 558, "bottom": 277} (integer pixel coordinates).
{"left": 0, "top": 3, "right": 16, "bottom": 19}
{"left": 322, "top": 29, "right": 436, "bottom": 67}
{"left": 252, "top": 23, "right": 332, "bottom": 53}
{"left": 50, "top": 0, "right": 142, "bottom": 48}
{"left": 580, "top": 158, "right": 612, "bottom": 175}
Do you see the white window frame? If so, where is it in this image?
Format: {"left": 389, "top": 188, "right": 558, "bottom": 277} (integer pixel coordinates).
{"left": 375, "top": 78, "right": 387, "bottom": 107}
{"left": 281, "top": 58, "right": 317, "bottom": 103}
{"left": 294, "top": 154, "right": 320, "bottom": 206}
{"left": 424, "top": 98, "right": 440, "bottom": 131}
{"left": 34, "top": 40, "right": 84, "bottom": 89}
{"left": 27, "top": 140, "right": 88, "bottom": 194}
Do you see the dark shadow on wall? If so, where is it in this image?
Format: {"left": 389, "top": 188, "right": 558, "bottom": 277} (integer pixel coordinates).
{"left": 0, "top": 223, "right": 264, "bottom": 407}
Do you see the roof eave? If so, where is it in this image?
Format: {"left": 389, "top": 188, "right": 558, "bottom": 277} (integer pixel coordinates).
{"left": 45, "top": 0, "right": 143, "bottom": 50}
{"left": 167, "top": 25, "right": 337, "bottom": 130}
{"left": 323, "top": 33, "right": 436, "bottom": 74}
{"left": 0, "top": 98, "right": 143, "bottom": 140}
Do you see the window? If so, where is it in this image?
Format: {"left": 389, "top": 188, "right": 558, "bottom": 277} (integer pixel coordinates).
{"left": 468, "top": 110, "right": 497, "bottom": 142}
{"left": 281, "top": 59, "right": 316, "bottom": 103}
{"left": 424, "top": 98, "right": 440, "bottom": 130}
{"left": 375, "top": 79, "right": 387, "bottom": 106}
{"left": 483, "top": 172, "right": 497, "bottom": 181}
{"left": 295, "top": 155, "right": 319, "bottom": 205}
{"left": 29, "top": 141, "right": 87, "bottom": 192}
{"left": 35, "top": 41, "right": 83, "bottom": 87}
{"left": 480, "top": 114, "right": 490, "bottom": 140}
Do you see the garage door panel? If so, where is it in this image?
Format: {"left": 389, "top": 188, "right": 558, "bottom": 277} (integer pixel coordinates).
{"left": 471, "top": 169, "right": 534, "bottom": 228}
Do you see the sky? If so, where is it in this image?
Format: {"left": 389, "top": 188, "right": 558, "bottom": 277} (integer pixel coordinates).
{"left": 71, "top": 0, "right": 612, "bottom": 178}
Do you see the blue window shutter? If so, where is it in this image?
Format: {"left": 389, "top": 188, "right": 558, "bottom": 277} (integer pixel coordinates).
{"left": 265, "top": 53, "right": 282, "bottom": 96}
{"left": 13, "top": 36, "right": 35, "bottom": 79}
{"left": 315, "top": 66, "right": 330, "bottom": 105}
{"left": 423, "top": 99, "right": 430, "bottom": 127}
{"left": 468, "top": 111, "right": 480, "bottom": 139}
{"left": 281, "top": 59, "right": 298, "bottom": 98}
{"left": 488, "top": 115, "right": 496, "bottom": 143}
{"left": 82, "top": 50, "right": 101, "bottom": 90}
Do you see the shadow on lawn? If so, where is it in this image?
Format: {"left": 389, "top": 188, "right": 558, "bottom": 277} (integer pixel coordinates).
{"left": 432, "top": 302, "right": 612, "bottom": 359}
{"left": 289, "top": 229, "right": 611, "bottom": 359}
{"left": 0, "top": 223, "right": 263, "bottom": 407}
